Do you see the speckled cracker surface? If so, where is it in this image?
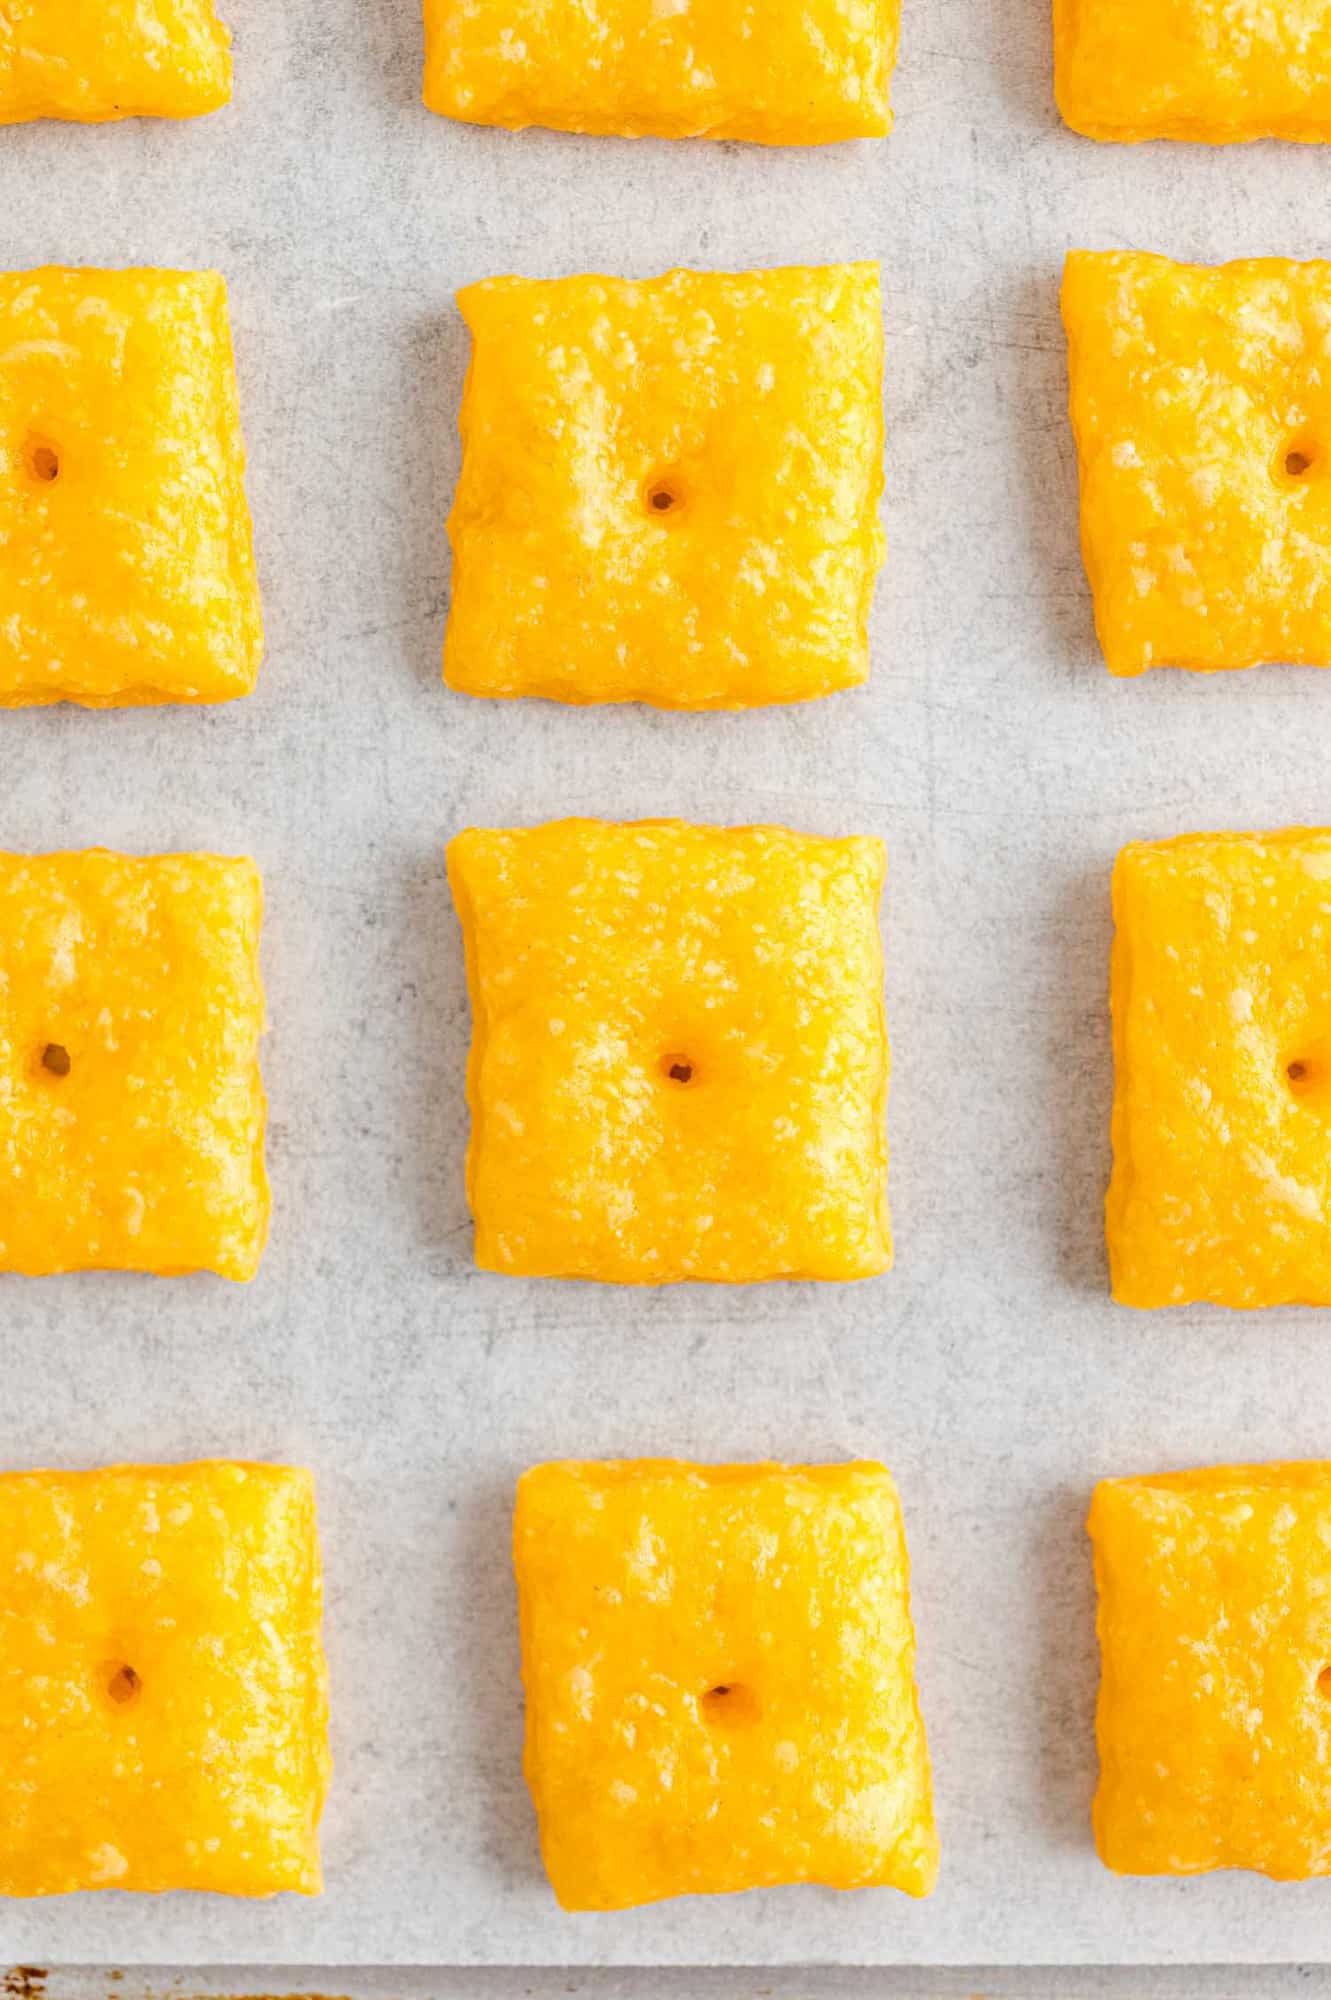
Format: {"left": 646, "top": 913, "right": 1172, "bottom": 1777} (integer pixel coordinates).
{"left": 1107, "top": 829, "right": 1331, "bottom": 1309}
{"left": 1055, "top": 0, "right": 1331, "bottom": 143}
{"left": 0, "top": 1460, "right": 329, "bottom": 1896}
{"left": 422, "top": 0, "right": 897, "bottom": 142}
{"left": 0, "top": 851, "right": 269, "bottom": 1280}
{"left": 1063, "top": 252, "right": 1331, "bottom": 675}
{"left": 0, "top": 267, "right": 262, "bottom": 706}
{"left": 1090, "top": 1463, "right": 1331, "bottom": 1878}
{"left": 447, "top": 819, "right": 891, "bottom": 1283}
{"left": 0, "top": 0, "right": 232, "bottom": 123}
{"left": 446, "top": 265, "right": 885, "bottom": 710}
{"left": 514, "top": 1460, "right": 937, "bottom": 1910}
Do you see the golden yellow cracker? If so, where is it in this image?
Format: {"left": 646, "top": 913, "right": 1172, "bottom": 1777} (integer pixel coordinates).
{"left": 0, "top": 0, "right": 232, "bottom": 123}
{"left": 1091, "top": 1463, "right": 1331, "bottom": 1877}
{"left": 1064, "top": 252, "right": 1331, "bottom": 675}
{"left": 515, "top": 1459, "right": 937, "bottom": 1909}
{"left": 0, "top": 851, "right": 269, "bottom": 1280}
{"left": 423, "top": 0, "right": 898, "bottom": 143}
{"left": 0, "top": 267, "right": 262, "bottom": 706}
{"left": 1108, "top": 829, "right": 1331, "bottom": 1309}
{"left": 446, "top": 265, "right": 885, "bottom": 710}
{"left": 0, "top": 1460, "right": 329, "bottom": 1896}
{"left": 447, "top": 819, "right": 891, "bottom": 1283}
{"left": 1056, "top": 0, "right": 1331, "bottom": 144}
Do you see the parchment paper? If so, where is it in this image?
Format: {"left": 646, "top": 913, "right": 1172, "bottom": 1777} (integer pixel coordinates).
{"left": 5, "top": 0, "right": 1331, "bottom": 1967}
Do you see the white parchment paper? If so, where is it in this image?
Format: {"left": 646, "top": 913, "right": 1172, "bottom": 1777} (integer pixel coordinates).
{"left": 5, "top": 0, "right": 1331, "bottom": 1967}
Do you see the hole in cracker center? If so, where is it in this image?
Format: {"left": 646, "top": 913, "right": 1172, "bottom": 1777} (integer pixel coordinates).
{"left": 701, "top": 1682, "right": 760, "bottom": 1728}
{"left": 105, "top": 1662, "right": 141, "bottom": 1707}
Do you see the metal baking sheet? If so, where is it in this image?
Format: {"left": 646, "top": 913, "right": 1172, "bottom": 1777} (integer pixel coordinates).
{"left": 6, "top": 0, "right": 1331, "bottom": 1969}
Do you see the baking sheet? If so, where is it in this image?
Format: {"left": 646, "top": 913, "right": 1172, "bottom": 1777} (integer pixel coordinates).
{"left": 6, "top": 0, "right": 1331, "bottom": 1968}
